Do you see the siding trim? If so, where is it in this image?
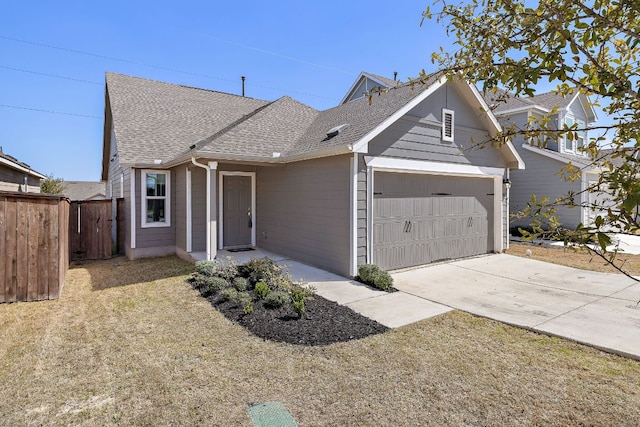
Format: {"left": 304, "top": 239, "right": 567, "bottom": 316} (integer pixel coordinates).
{"left": 218, "top": 171, "right": 256, "bottom": 249}
{"left": 366, "top": 165, "right": 374, "bottom": 264}
{"left": 364, "top": 156, "right": 505, "bottom": 178}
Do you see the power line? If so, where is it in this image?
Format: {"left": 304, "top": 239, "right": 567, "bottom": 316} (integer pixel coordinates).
{"left": 209, "top": 36, "right": 356, "bottom": 76}
{"left": 0, "top": 35, "right": 340, "bottom": 100}
{"left": 0, "top": 104, "right": 101, "bottom": 119}
{"left": 0, "top": 66, "right": 102, "bottom": 85}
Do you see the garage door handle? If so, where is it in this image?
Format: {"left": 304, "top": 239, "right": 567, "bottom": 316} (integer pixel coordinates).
{"left": 468, "top": 217, "right": 473, "bottom": 227}
{"left": 404, "top": 220, "right": 412, "bottom": 233}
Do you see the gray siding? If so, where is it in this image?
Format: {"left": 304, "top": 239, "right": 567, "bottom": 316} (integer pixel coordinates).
{"left": 257, "top": 155, "right": 351, "bottom": 276}
{"left": 0, "top": 165, "right": 41, "bottom": 192}
{"left": 190, "top": 167, "right": 207, "bottom": 252}
{"left": 175, "top": 166, "right": 187, "bottom": 251}
{"left": 134, "top": 168, "right": 176, "bottom": 249}
{"left": 357, "top": 153, "right": 367, "bottom": 266}
{"left": 369, "top": 85, "right": 505, "bottom": 168}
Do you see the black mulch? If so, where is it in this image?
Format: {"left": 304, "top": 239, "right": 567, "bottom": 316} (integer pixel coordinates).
{"left": 195, "top": 285, "right": 389, "bottom": 346}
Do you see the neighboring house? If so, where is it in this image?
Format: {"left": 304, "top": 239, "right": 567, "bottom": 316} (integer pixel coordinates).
{"left": 102, "top": 72, "right": 523, "bottom": 276}
{"left": 0, "top": 147, "right": 46, "bottom": 193}
{"left": 487, "top": 89, "right": 603, "bottom": 230}
{"left": 63, "top": 181, "right": 107, "bottom": 201}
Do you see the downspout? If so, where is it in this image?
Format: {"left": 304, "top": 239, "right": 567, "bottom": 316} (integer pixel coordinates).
{"left": 191, "top": 157, "right": 211, "bottom": 260}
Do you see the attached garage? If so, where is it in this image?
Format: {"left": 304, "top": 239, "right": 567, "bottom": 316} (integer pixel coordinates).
{"left": 372, "top": 172, "right": 495, "bottom": 270}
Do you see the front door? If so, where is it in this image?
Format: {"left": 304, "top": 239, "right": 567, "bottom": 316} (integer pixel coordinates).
{"left": 222, "top": 175, "right": 253, "bottom": 247}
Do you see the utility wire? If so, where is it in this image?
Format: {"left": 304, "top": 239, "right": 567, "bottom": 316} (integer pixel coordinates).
{"left": 0, "top": 35, "right": 339, "bottom": 100}
{"left": 209, "top": 36, "right": 356, "bottom": 76}
{"left": 0, "top": 65, "right": 102, "bottom": 85}
{"left": 0, "top": 104, "right": 101, "bottom": 119}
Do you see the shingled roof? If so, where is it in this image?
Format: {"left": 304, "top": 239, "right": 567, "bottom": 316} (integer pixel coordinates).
{"left": 106, "top": 73, "right": 269, "bottom": 165}
{"left": 485, "top": 87, "right": 591, "bottom": 118}
{"left": 105, "top": 71, "right": 515, "bottom": 168}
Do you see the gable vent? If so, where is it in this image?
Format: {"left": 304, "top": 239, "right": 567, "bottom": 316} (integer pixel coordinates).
{"left": 442, "top": 108, "right": 454, "bottom": 142}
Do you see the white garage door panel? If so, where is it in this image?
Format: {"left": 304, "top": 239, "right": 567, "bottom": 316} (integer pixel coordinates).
{"left": 373, "top": 172, "right": 494, "bottom": 270}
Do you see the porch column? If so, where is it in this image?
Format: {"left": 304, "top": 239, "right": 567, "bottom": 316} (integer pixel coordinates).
{"left": 209, "top": 162, "right": 218, "bottom": 260}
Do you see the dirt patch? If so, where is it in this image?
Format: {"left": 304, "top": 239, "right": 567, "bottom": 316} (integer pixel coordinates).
{"left": 507, "top": 242, "right": 640, "bottom": 276}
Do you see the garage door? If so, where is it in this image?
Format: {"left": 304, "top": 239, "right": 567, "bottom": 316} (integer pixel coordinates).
{"left": 373, "top": 172, "right": 494, "bottom": 270}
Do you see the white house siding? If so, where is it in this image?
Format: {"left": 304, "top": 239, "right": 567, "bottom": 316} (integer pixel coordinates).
{"left": 256, "top": 155, "right": 351, "bottom": 276}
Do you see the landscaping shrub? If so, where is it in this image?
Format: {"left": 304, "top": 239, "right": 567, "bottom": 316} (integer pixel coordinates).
{"left": 358, "top": 264, "right": 394, "bottom": 291}
{"left": 241, "top": 257, "right": 283, "bottom": 286}
{"left": 219, "top": 288, "right": 253, "bottom": 314}
{"left": 195, "top": 260, "right": 217, "bottom": 277}
{"left": 193, "top": 274, "right": 229, "bottom": 295}
{"left": 264, "top": 290, "right": 289, "bottom": 308}
{"left": 291, "top": 285, "right": 313, "bottom": 318}
{"left": 233, "top": 277, "right": 250, "bottom": 292}
{"left": 220, "top": 287, "right": 239, "bottom": 302}
{"left": 215, "top": 258, "right": 239, "bottom": 281}
{"left": 254, "top": 281, "right": 269, "bottom": 300}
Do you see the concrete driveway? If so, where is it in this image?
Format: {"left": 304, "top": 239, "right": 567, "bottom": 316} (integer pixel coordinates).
{"left": 392, "top": 254, "right": 640, "bottom": 360}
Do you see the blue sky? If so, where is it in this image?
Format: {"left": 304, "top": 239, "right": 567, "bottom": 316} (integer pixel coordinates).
{"left": 0, "top": 1, "right": 610, "bottom": 182}
{"left": 1, "top": 0, "right": 446, "bottom": 181}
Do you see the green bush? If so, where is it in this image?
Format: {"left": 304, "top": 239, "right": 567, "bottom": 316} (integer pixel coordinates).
{"left": 358, "top": 264, "right": 394, "bottom": 291}
{"left": 215, "top": 258, "right": 239, "bottom": 281}
{"left": 195, "top": 260, "right": 217, "bottom": 277}
{"left": 220, "top": 287, "right": 239, "bottom": 302}
{"left": 193, "top": 274, "right": 229, "bottom": 295}
{"left": 233, "top": 277, "right": 250, "bottom": 292}
{"left": 241, "top": 257, "right": 283, "bottom": 285}
{"left": 264, "top": 290, "right": 289, "bottom": 308}
{"left": 291, "top": 285, "right": 313, "bottom": 318}
{"left": 254, "top": 281, "right": 269, "bottom": 300}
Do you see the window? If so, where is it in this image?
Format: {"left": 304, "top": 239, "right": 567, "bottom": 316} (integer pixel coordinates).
{"left": 442, "top": 108, "right": 454, "bottom": 142}
{"left": 141, "top": 170, "right": 170, "bottom": 227}
{"left": 564, "top": 115, "right": 574, "bottom": 151}
{"left": 576, "top": 120, "right": 586, "bottom": 153}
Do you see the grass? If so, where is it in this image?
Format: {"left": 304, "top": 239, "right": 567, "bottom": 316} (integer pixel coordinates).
{"left": 507, "top": 242, "right": 640, "bottom": 275}
{"left": 1, "top": 255, "right": 639, "bottom": 426}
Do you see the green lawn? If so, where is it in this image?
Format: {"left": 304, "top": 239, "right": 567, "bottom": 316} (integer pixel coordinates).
{"left": 1, "top": 256, "right": 639, "bottom": 426}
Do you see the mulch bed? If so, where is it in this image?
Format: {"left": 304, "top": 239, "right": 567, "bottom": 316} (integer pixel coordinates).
{"left": 196, "top": 286, "right": 389, "bottom": 346}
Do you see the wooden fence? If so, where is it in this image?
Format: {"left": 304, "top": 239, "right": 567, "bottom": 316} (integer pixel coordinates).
{"left": 69, "top": 200, "right": 112, "bottom": 261}
{"left": 0, "top": 192, "right": 69, "bottom": 303}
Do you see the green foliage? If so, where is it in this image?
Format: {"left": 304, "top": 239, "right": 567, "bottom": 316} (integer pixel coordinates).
{"left": 40, "top": 174, "right": 65, "bottom": 195}
{"left": 215, "top": 258, "right": 239, "bottom": 281}
{"left": 291, "top": 285, "right": 308, "bottom": 318}
{"left": 425, "top": 0, "right": 640, "bottom": 277}
{"left": 254, "top": 281, "right": 270, "bottom": 300}
{"left": 192, "top": 274, "right": 229, "bottom": 295}
{"left": 220, "top": 287, "right": 239, "bottom": 302}
{"left": 358, "top": 264, "right": 394, "bottom": 291}
{"left": 264, "top": 290, "right": 289, "bottom": 308}
{"left": 195, "top": 260, "right": 217, "bottom": 277}
{"left": 241, "top": 257, "right": 284, "bottom": 287}
{"left": 232, "top": 277, "right": 250, "bottom": 292}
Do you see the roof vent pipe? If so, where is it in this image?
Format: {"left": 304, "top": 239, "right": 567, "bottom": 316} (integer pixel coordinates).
{"left": 241, "top": 76, "right": 246, "bottom": 97}
{"left": 394, "top": 71, "right": 397, "bottom": 81}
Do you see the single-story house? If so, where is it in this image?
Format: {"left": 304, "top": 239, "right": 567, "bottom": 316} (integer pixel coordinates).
{"left": 0, "top": 147, "right": 46, "bottom": 193}
{"left": 102, "top": 71, "right": 523, "bottom": 276}
{"left": 63, "top": 181, "right": 107, "bottom": 201}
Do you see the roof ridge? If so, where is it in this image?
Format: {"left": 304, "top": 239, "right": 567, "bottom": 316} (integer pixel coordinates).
{"left": 188, "top": 100, "right": 277, "bottom": 152}
{"left": 105, "top": 71, "right": 267, "bottom": 102}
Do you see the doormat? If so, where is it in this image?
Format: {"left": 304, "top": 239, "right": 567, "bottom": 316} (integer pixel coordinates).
{"left": 248, "top": 402, "right": 298, "bottom": 427}
{"left": 228, "top": 247, "right": 255, "bottom": 253}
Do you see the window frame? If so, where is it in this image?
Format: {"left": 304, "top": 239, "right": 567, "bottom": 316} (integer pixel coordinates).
{"left": 563, "top": 114, "right": 575, "bottom": 152}
{"left": 141, "top": 169, "right": 171, "bottom": 228}
{"left": 576, "top": 119, "right": 587, "bottom": 153}
{"left": 442, "top": 108, "right": 455, "bottom": 142}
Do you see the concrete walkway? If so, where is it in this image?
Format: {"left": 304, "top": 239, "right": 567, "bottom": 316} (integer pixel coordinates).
{"left": 218, "top": 248, "right": 640, "bottom": 359}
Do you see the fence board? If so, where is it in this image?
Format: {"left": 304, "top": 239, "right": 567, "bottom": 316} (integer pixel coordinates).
{"left": 0, "top": 198, "right": 5, "bottom": 303}
{"left": 0, "top": 192, "right": 69, "bottom": 303}
{"left": 37, "top": 200, "right": 51, "bottom": 300}
{"left": 16, "top": 199, "right": 28, "bottom": 301}
{"left": 5, "top": 197, "right": 17, "bottom": 303}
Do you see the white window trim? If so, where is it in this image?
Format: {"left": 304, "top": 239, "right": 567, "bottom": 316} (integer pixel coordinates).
{"left": 141, "top": 169, "right": 171, "bottom": 228}
{"left": 563, "top": 113, "right": 575, "bottom": 153}
{"left": 442, "top": 108, "right": 455, "bottom": 142}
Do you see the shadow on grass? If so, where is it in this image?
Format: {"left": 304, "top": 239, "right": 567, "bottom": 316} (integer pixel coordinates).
{"left": 70, "top": 256, "right": 195, "bottom": 291}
